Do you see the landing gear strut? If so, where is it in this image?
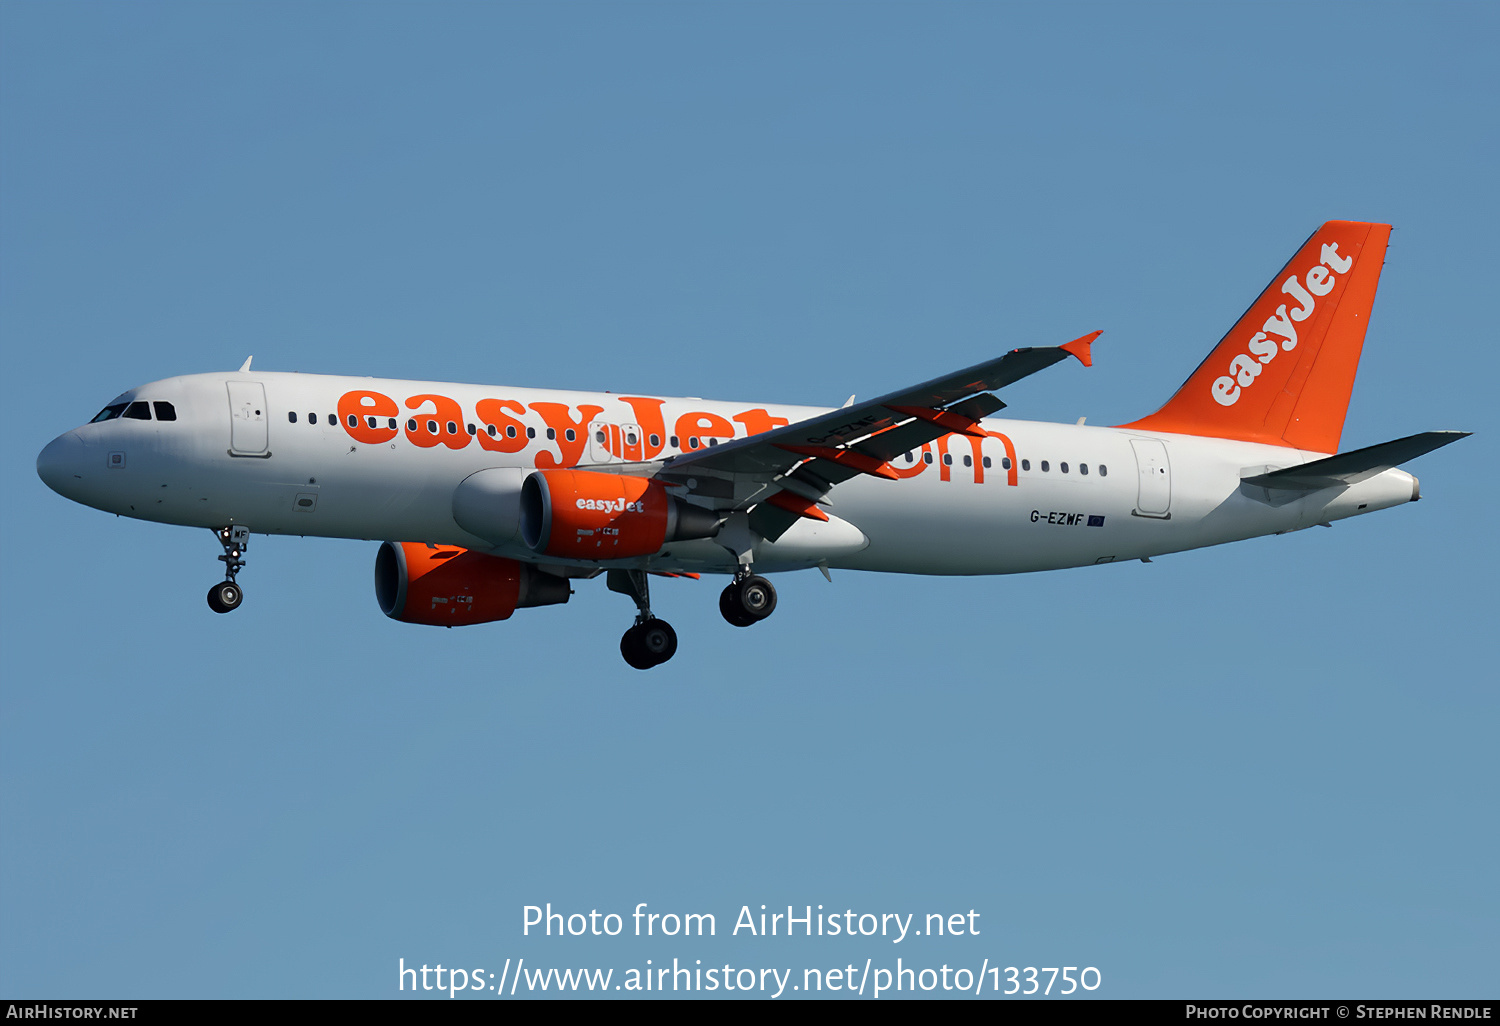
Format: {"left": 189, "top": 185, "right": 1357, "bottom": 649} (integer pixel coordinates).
{"left": 207, "top": 525, "right": 249, "bottom": 614}
{"left": 719, "top": 567, "right": 776, "bottom": 627}
{"left": 607, "top": 570, "right": 678, "bottom": 670}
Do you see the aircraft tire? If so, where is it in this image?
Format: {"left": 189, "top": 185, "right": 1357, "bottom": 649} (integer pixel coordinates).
{"left": 207, "top": 581, "right": 243, "bottom": 614}
{"left": 736, "top": 575, "right": 777, "bottom": 621}
{"left": 719, "top": 585, "right": 756, "bottom": 628}
{"left": 620, "top": 626, "right": 649, "bottom": 669}
{"left": 638, "top": 620, "right": 677, "bottom": 665}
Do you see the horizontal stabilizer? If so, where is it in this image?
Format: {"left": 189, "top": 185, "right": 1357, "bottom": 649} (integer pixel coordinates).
{"left": 1242, "top": 431, "right": 1470, "bottom": 490}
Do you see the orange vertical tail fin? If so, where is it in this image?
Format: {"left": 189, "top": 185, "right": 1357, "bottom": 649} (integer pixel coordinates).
{"left": 1120, "top": 221, "right": 1391, "bottom": 453}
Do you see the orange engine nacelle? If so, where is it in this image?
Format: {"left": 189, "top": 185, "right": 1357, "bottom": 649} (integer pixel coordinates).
{"left": 520, "top": 470, "right": 722, "bottom": 560}
{"left": 374, "top": 542, "right": 570, "bottom": 626}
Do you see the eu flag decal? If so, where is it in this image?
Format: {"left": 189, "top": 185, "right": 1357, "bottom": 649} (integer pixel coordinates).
{"left": 1087, "top": 515, "right": 1106, "bottom": 527}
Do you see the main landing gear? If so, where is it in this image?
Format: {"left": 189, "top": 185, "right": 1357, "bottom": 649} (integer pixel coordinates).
{"left": 207, "top": 525, "right": 249, "bottom": 614}
{"left": 607, "top": 570, "right": 678, "bottom": 670}
{"left": 606, "top": 564, "right": 778, "bottom": 667}
{"left": 719, "top": 569, "right": 777, "bottom": 628}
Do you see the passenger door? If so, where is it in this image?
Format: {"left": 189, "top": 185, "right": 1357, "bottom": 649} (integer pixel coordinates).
{"left": 1130, "top": 438, "right": 1171, "bottom": 517}
{"left": 227, "top": 381, "right": 269, "bottom": 456}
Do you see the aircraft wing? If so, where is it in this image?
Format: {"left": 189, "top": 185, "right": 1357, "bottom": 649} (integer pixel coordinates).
{"left": 653, "top": 332, "right": 1099, "bottom": 538}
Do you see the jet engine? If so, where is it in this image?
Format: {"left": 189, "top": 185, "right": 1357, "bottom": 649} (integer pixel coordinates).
{"left": 451, "top": 467, "right": 526, "bottom": 546}
{"left": 374, "top": 541, "right": 570, "bottom": 626}
{"left": 519, "top": 469, "right": 722, "bottom": 560}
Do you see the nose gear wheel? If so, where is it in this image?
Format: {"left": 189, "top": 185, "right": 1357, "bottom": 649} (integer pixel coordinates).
{"left": 207, "top": 580, "right": 243, "bottom": 613}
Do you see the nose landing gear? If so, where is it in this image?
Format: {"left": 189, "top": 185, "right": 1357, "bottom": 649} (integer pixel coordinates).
{"left": 607, "top": 569, "right": 678, "bottom": 669}
{"left": 207, "top": 525, "right": 250, "bottom": 614}
{"left": 719, "top": 569, "right": 777, "bottom": 627}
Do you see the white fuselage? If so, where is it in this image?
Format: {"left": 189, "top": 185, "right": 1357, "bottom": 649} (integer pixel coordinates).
{"left": 37, "top": 371, "right": 1418, "bottom": 577}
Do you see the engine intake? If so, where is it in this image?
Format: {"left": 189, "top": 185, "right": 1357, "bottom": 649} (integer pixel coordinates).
{"left": 374, "top": 541, "right": 570, "bottom": 626}
{"left": 520, "top": 470, "right": 721, "bottom": 560}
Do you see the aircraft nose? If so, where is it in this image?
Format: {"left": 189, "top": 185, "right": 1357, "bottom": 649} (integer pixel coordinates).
{"left": 37, "top": 431, "right": 85, "bottom": 496}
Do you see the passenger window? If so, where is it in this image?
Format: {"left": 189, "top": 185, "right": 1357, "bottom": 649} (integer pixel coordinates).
{"left": 596, "top": 430, "right": 606, "bottom": 443}
{"left": 905, "top": 453, "right": 915, "bottom": 464}
{"left": 408, "top": 419, "right": 417, "bottom": 432}
{"left": 367, "top": 416, "right": 379, "bottom": 429}
{"left": 546, "top": 428, "right": 556, "bottom": 441}
{"left": 153, "top": 402, "right": 177, "bottom": 422}
{"left": 527, "top": 427, "right": 536, "bottom": 439}
{"left": 506, "top": 426, "right": 516, "bottom": 438}
{"left": 1001, "top": 457, "right": 1011, "bottom": 470}
{"left": 487, "top": 424, "right": 497, "bottom": 436}
{"left": 288, "top": 411, "right": 298, "bottom": 423}
{"left": 467, "top": 423, "right": 476, "bottom": 435}
{"left": 982, "top": 456, "right": 992, "bottom": 469}
{"left": 347, "top": 414, "right": 357, "bottom": 427}
{"left": 1061, "top": 462, "right": 1069, "bottom": 474}
{"left": 1021, "top": 459, "right": 1030, "bottom": 471}
{"left": 709, "top": 438, "right": 718, "bottom": 446}
{"left": 1041, "top": 460, "right": 1050, "bottom": 472}
{"left": 1099, "top": 464, "right": 1108, "bottom": 477}
{"left": 447, "top": 421, "right": 458, "bottom": 434}
{"left": 649, "top": 434, "right": 660, "bottom": 447}
{"left": 388, "top": 418, "right": 397, "bottom": 429}
{"left": 942, "top": 453, "right": 952, "bottom": 466}
{"left": 669, "top": 435, "right": 679, "bottom": 448}
{"left": 963, "top": 455, "right": 972, "bottom": 467}
{"left": 308, "top": 412, "right": 318, "bottom": 425}
{"left": 328, "top": 414, "right": 335, "bottom": 426}
{"left": 427, "top": 420, "right": 438, "bottom": 433}
{"left": 91, "top": 404, "right": 128, "bottom": 422}
{"left": 689, "top": 437, "right": 700, "bottom": 449}
{"left": 1080, "top": 463, "right": 1088, "bottom": 475}
{"left": 564, "top": 428, "right": 575, "bottom": 442}
{"left": 124, "top": 401, "right": 151, "bottom": 420}
{"left": 626, "top": 431, "right": 638, "bottom": 445}
{"left": 923, "top": 452, "right": 933, "bottom": 465}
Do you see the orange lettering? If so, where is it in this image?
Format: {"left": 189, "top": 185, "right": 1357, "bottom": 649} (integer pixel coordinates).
{"left": 674, "top": 411, "right": 735, "bottom": 451}
{"left": 936, "top": 433, "right": 989, "bottom": 483}
{"left": 733, "top": 408, "right": 790, "bottom": 436}
{"left": 475, "top": 398, "right": 528, "bottom": 454}
{"left": 607, "top": 424, "right": 645, "bottom": 461}
{"left": 531, "top": 402, "right": 605, "bottom": 468}
{"left": 983, "top": 430, "right": 1018, "bottom": 486}
{"left": 405, "top": 394, "right": 471, "bottom": 450}
{"left": 885, "top": 443, "right": 930, "bottom": 479}
{"left": 337, "top": 390, "right": 399, "bottom": 444}
{"left": 935, "top": 432, "right": 1016, "bottom": 484}
{"left": 616, "top": 397, "right": 667, "bottom": 460}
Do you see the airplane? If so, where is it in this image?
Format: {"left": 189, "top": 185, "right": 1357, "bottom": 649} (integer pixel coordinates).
{"left": 36, "top": 221, "right": 1468, "bottom": 668}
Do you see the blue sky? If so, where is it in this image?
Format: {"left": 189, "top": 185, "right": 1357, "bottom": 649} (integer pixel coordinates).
{"left": 2, "top": 1, "right": 1496, "bottom": 999}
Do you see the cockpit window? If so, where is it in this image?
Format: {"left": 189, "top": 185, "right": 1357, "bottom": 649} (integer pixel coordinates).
{"left": 153, "top": 402, "right": 177, "bottom": 422}
{"left": 91, "top": 403, "right": 128, "bottom": 423}
{"left": 124, "top": 401, "right": 152, "bottom": 420}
